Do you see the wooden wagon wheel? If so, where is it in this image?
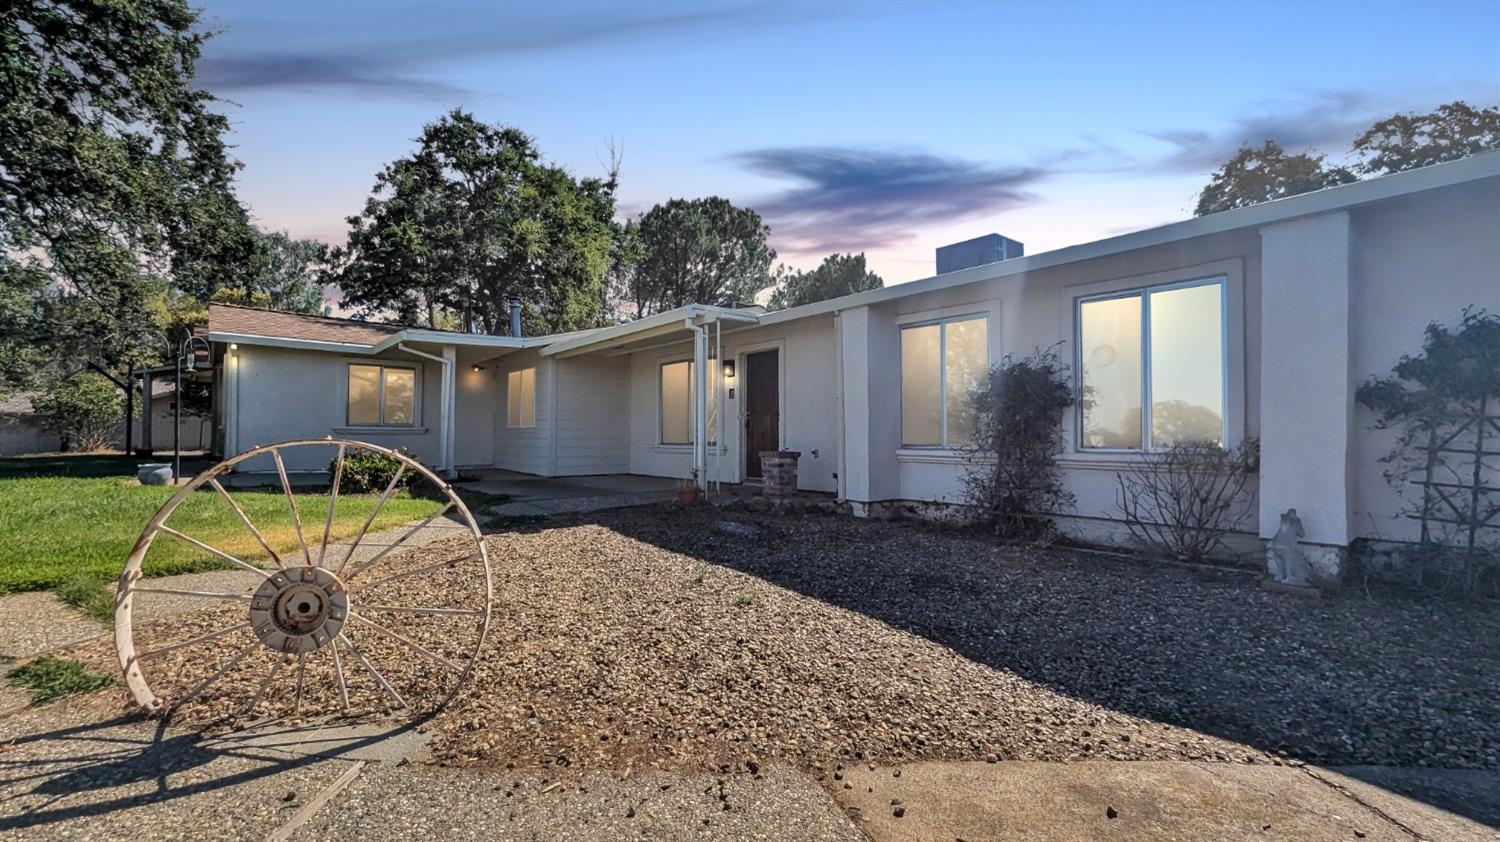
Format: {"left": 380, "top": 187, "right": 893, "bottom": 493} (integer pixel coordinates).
{"left": 114, "top": 439, "right": 492, "bottom": 721}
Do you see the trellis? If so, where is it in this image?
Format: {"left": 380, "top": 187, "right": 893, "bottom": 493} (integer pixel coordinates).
{"left": 1413, "top": 396, "right": 1500, "bottom": 549}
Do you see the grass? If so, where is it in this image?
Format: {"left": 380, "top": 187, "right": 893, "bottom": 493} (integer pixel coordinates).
{"left": 0, "top": 453, "right": 445, "bottom": 621}
{"left": 7, "top": 656, "right": 116, "bottom": 705}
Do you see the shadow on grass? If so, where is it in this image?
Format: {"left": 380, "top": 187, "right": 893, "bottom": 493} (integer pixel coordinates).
{"left": 0, "top": 453, "right": 215, "bottom": 480}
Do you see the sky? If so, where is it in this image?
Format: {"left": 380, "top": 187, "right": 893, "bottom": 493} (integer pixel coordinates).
{"left": 193, "top": 0, "right": 1500, "bottom": 285}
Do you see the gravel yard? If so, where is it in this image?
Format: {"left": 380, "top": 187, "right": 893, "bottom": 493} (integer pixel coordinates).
{"left": 426, "top": 506, "right": 1499, "bottom": 775}
{"left": 65, "top": 504, "right": 1500, "bottom": 779}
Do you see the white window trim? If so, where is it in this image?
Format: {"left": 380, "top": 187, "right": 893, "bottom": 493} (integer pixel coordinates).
{"left": 1073, "top": 275, "right": 1229, "bottom": 453}
{"left": 898, "top": 311, "right": 991, "bottom": 449}
{"left": 505, "top": 367, "right": 537, "bottom": 429}
{"left": 345, "top": 361, "right": 420, "bottom": 428}
{"left": 657, "top": 356, "right": 696, "bottom": 446}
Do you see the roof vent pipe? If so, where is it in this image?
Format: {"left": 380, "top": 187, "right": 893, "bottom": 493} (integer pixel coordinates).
{"left": 509, "top": 301, "right": 522, "bottom": 338}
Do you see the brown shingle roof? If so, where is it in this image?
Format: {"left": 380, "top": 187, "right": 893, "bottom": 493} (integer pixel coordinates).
{"left": 208, "top": 304, "right": 407, "bottom": 348}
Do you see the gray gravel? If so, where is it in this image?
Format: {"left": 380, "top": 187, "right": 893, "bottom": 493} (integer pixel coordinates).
{"left": 0, "top": 694, "right": 345, "bottom": 841}
{"left": 0, "top": 592, "right": 106, "bottom": 658}
{"left": 299, "top": 761, "right": 861, "bottom": 841}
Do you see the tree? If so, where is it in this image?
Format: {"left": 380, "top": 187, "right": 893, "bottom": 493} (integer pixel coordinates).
{"left": 212, "top": 231, "right": 330, "bottom": 314}
{"left": 337, "top": 110, "right": 617, "bottom": 335}
{"left": 0, "top": 0, "right": 257, "bottom": 388}
{"left": 33, "top": 373, "right": 125, "bottom": 452}
{"left": 1194, "top": 140, "right": 1356, "bottom": 216}
{"left": 624, "top": 197, "right": 775, "bottom": 317}
{"left": 1352, "top": 101, "right": 1500, "bottom": 177}
{"left": 768, "top": 253, "right": 883, "bottom": 310}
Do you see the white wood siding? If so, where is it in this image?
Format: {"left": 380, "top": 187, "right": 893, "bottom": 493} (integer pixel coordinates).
{"left": 552, "top": 356, "right": 630, "bottom": 475}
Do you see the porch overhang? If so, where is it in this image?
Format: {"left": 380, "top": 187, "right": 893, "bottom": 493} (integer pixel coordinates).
{"left": 539, "top": 305, "right": 761, "bottom": 359}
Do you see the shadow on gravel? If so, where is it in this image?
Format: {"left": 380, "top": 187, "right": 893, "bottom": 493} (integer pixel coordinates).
{"left": 0, "top": 712, "right": 421, "bottom": 835}
{"left": 585, "top": 505, "right": 1500, "bottom": 829}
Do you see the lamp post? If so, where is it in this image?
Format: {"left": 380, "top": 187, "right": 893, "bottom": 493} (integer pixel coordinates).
{"left": 175, "top": 333, "right": 211, "bottom": 483}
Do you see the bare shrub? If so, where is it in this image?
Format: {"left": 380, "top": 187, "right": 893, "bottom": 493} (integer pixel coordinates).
{"left": 1114, "top": 439, "right": 1258, "bottom": 561}
{"left": 962, "top": 348, "right": 1075, "bottom": 541}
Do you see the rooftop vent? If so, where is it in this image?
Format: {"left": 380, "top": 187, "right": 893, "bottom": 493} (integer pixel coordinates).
{"left": 936, "top": 233, "right": 1024, "bottom": 275}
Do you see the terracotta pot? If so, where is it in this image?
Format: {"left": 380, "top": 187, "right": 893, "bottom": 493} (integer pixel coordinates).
{"left": 678, "top": 485, "right": 700, "bottom": 505}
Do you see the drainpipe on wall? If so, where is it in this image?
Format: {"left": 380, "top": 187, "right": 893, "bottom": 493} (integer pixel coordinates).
{"left": 833, "top": 311, "right": 846, "bottom": 503}
{"left": 397, "top": 342, "right": 456, "bottom": 479}
{"left": 692, "top": 322, "right": 709, "bottom": 491}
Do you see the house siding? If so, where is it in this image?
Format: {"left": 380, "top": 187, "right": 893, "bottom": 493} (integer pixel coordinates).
{"left": 552, "top": 355, "right": 630, "bottom": 475}
{"left": 493, "top": 349, "right": 553, "bottom": 475}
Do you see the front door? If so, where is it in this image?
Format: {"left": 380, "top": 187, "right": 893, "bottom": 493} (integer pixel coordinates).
{"left": 744, "top": 349, "right": 779, "bottom": 478}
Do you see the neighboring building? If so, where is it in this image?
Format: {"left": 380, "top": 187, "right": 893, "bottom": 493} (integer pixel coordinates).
{"left": 205, "top": 151, "right": 1500, "bottom": 578}
{"left": 0, "top": 392, "right": 62, "bottom": 456}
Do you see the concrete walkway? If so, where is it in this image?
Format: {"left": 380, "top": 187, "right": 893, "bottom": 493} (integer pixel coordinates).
{"left": 833, "top": 759, "right": 1500, "bottom": 841}
{"left": 456, "top": 470, "right": 678, "bottom": 517}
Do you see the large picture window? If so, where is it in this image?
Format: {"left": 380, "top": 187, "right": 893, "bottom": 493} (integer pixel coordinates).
{"left": 506, "top": 367, "right": 536, "bottom": 428}
{"left": 659, "top": 360, "right": 716, "bottom": 445}
{"left": 1077, "top": 278, "right": 1226, "bottom": 450}
{"left": 900, "top": 314, "right": 989, "bottom": 447}
{"left": 347, "top": 363, "right": 415, "bottom": 426}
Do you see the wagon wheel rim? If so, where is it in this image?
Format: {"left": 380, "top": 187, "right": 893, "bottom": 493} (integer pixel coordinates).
{"left": 114, "top": 439, "right": 493, "bottom": 722}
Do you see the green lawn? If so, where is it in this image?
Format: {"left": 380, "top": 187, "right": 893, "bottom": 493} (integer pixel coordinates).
{"left": 0, "top": 453, "right": 444, "bottom": 620}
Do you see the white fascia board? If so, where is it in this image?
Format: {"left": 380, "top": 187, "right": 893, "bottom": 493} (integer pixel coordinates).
{"left": 206, "top": 331, "right": 381, "bottom": 354}
{"left": 539, "top": 305, "right": 759, "bottom": 358}
{"left": 756, "top": 150, "right": 1500, "bottom": 327}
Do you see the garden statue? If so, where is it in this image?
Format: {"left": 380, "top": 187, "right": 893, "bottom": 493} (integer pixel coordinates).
{"left": 1266, "top": 508, "right": 1313, "bottom": 587}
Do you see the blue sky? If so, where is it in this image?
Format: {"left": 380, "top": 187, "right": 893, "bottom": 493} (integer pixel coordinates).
{"left": 195, "top": 0, "right": 1500, "bottom": 284}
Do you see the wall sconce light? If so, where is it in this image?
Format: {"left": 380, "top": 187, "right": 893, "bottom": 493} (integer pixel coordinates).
{"left": 228, "top": 343, "right": 238, "bottom": 351}
{"left": 723, "top": 359, "right": 735, "bottom": 379}
{"left": 472, "top": 364, "right": 485, "bottom": 372}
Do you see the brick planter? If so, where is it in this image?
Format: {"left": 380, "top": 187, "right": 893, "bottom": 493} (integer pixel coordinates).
{"left": 760, "top": 450, "right": 801, "bottom": 498}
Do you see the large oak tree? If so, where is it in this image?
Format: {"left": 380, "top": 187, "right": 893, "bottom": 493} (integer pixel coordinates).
{"left": 337, "top": 110, "right": 618, "bottom": 336}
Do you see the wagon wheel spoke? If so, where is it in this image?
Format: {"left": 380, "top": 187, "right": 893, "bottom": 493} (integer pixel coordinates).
{"left": 136, "top": 621, "right": 252, "bottom": 661}
{"left": 208, "top": 478, "right": 285, "bottom": 569}
{"left": 355, "top": 604, "right": 483, "bottom": 617}
{"left": 271, "top": 447, "right": 312, "bottom": 566}
{"left": 334, "top": 462, "right": 408, "bottom": 575}
{"left": 331, "top": 637, "right": 350, "bottom": 712}
{"left": 172, "top": 639, "right": 260, "bottom": 711}
{"left": 340, "top": 636, "right": 406, "bottom": 709}
{"left": 155, "top": 527, "right": 272, "bottom": 579}
{"left": 342, "top": 502, "right": 456, "bottom": 584}
{"left": 318, "top": 443, "right": 347, "bottom": 567}
{"left": 240, "top": 657, "right": 286, "bottom": 718}
{"left": 291, "top": 653, "right": 308, "bottom": 714}
{"left": 128, "top": 586, "right": 255, "bottom": 602}
{"left": 348, "top": 612, "right": 463, "bottom": 672}
{"left": 353, "top": 554, "right": 472, "bottom": 593}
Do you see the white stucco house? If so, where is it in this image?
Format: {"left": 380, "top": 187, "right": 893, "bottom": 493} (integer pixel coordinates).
{"left": 206, "top": 151, "right": 1500, "bottom": 575}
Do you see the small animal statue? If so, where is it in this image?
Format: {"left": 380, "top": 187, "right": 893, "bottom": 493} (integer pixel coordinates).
{"left": 1266, "top": 508, "right": 1312, "bottom": 586}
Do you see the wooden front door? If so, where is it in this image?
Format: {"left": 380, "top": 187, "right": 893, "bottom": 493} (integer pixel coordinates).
{"left": 744, "top": 349, "right": 779, "bottom": 478}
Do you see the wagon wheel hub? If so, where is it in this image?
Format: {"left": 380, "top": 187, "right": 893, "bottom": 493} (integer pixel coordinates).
{"left": 251, "top": 567, "right": 348, "bottom": 654}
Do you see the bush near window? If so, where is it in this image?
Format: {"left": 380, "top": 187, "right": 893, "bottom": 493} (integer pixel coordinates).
{"left": 962, "top": 348, "right": 1076, "bottom": 541}
{"left": 332, "top": 447, "right": 419, "bottom": 494}
{"left": 33, "top": 373, "right": 123, "bottom": 452}
{"left": 1114, "top": 439, "right": 1259, "bottom": 562}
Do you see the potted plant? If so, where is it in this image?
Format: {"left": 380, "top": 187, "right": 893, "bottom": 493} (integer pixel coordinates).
{"left": 678, "top": 469, "right": 701, "bottom": 505}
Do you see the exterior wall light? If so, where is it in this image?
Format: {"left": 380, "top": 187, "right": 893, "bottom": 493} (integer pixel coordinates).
{"left": 723, "top": 359, "right": 735, "bottom": 379}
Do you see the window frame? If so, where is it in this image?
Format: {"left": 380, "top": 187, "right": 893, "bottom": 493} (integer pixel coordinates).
{"left": 1074, "top": 275, "right": 1229, "bottom": 452}
{"left": 345, "top": 362, "right": 419, "bottom": 428}
{"left": 898, "top": 311, "right": 991, "bottom": 449}
{"left": 505, "top": 367, "right": 537, "bottom": 429}
{"left": 658, "top": 358, "right": 694, "bottom": 446}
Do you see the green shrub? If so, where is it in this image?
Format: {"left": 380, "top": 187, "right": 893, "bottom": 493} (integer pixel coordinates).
{"left": 33, "top": 373, "right": 123, "bottom": 452}
{"left": 7, "top": 656, "right": 116, "bottom": 704}
{"left": 333, "top": 447, "right": 418, "bottom": 494}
